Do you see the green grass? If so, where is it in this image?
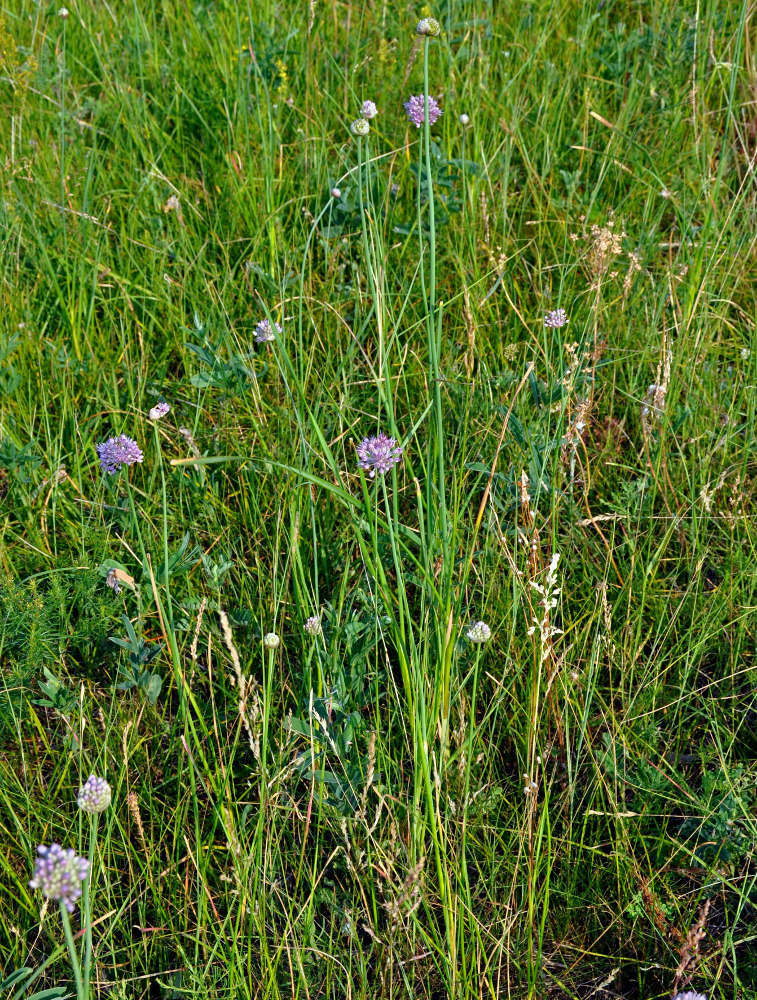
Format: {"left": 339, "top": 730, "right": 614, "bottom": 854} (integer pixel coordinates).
{"left": 1, "top": 0, "right": 756, "bottom": 997}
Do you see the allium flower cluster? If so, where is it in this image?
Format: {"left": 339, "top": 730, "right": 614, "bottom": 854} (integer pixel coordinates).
{"left": 356, "top": 432, "right": 403, "bottom": 477}
{"left": 416, "top": 17, "right": 441, "bottom": 36}
{"left": 263, "top": 632, "right": 280, "bottom": 649}
{"left": 350, "top": 118, "right": 370, "bottom": 136}
{"left": 361, "top": 100, "right": 378, "bottom": 119}
{"left": 466, "top": 621, "right": 491, "bottom": 644}
{"left": 77, "top": 774, "right": 112, "bottom": 814}
{"left": 672, "top": 994, "right": 708, "bottom": 1000}
{"left": 404, "top": 94, "right": 442, "bottom": 128}
{"left": 254, "top": 318, "right": 282, "bottom": 343}
{"left": 96, "top": 435, "right": 144, "bottom": 475}
{"left": 105, "top": 568, "right": 121, "bottom": 594}
{"left": 304, "top": 616, "right": 322, "bottom": 636}
{"left": 544, "top": 308, "right": 568, "bottom": 329}
{"left": 459, "top": 113, "right": 470, "bottom": 126}
{"left": 149, "top": 401, "right": 170, "bottom": 421}
{"left": 29, "top": 844, "right": 89, "bottom": 912}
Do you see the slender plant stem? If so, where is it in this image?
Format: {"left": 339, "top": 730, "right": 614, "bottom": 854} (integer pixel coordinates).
{"left": 82, "top": 813, "right": 98, "bottom": 1000}
{"left": 422, "top": 38, "right": 448, "bottom": 558}
{"left": 59, "top": 902, "right": 84, "bottom": 1000}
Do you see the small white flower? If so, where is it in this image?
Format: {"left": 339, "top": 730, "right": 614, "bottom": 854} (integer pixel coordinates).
{"left": 331, "top": 187, "right": 341, "bottom": 199}
{"left": 416, "top": 17, "right": 441, "bottom": 36}
{"left": 740, "top": 347, "right": 750, "bottom": 361}
{"left": 466, "top": 621, "right": 491, "bottom": 644}
{"left": 149, "top": 401, "right": 170, "bottom": 421}
{"left": 304, "top": 616, "right": 322, "bottom": 636}
{"left": 361, "top": 100, "right": 378, "bottom": 120}
{"left": 660, "top": 188, "right": 671, "bottom": 199}
{"left": 58, "top": 7, "right": 69, "bottom": 18}
{"left": 263, "top": 632, "right": 280, "bottom": 649}
{"left": 459, "top": 113, "right": 470, "bottom": 126}
{"left": 350, "top": 118, "right": 370, "bottom": 136}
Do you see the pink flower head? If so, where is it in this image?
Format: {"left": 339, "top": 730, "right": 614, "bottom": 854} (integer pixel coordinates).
{"left": 404, "top": 94, "right": 442, "bottom": 128}
{"left": 356, "top": 433, "right": 403, "bottom": 477}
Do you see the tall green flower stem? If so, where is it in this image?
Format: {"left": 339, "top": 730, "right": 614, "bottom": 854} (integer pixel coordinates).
{"left": 59, "top": 903, "right": 84, "bottom": 1000}
{"left": 419, "top": 38, "right": 455, "bottom": 756}
{"left": 356, "top": 135, "right": 396, "bottom": 435}
{"left": 422, "top": 36, "right": 448, "bottom": 559}
{"left": 81, "top": 813, "right": 98, "bottom": 1000}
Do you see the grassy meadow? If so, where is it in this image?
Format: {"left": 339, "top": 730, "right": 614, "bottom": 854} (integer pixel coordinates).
{"left": 1, "top": 0, "right": 756, "bottom": 997}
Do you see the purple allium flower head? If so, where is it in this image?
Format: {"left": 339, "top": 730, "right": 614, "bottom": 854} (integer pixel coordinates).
{"left": 254, "top": 318, "right": 282, "bottom": 343}
{"left": 304, "top": 615, "right": 322, "bottom": 636}
{"left": 77, "top": 774, "right": 112, "bottom": 814}
{"left": 672, "top": 994, "right": 707, "bottom": 1000}
{"left": 105, "top": 569, "right": 121, "bottom": 595}
{"left": 361, "top": 100, "right": 378, "bottom": 120}
{"left": 96, "top": 435, "right": 144, "bottom": 475}
{"left": 404, "top": 94, "right": 442, "bottom": 128}
{"left": 29, "top": 844, "right": 89, "bottom": 912}
{"left": 544, "top": 308, "right": 568, "bottom": 329}
{"left": 149, "top": 401, "right": 170, "bottom": 421}
{"left": 356, "top": 433, "right": 403, "bottom": 477}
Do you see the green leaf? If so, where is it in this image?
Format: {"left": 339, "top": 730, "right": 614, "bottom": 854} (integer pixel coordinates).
{"left": 0, "top": 968, "right": 32, "bottom": 990}
{"left": 27, "top": 988, "right": 69, "bottom": 1000}
{"left": 145, "top": 674, "right": 162, "bottom": 704}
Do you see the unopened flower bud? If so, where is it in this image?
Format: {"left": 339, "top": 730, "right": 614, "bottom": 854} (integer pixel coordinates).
{"left": 77, "top": 775, "right": 112, "bottom": 814}
{"left": 416, "top": 17, "right": 441, "bottom": 36}
{"left": 350, "top": 118, "right": 370, "bottom": 136}
{"left": 263, "top": 632, "right": 280, "bottom": 649}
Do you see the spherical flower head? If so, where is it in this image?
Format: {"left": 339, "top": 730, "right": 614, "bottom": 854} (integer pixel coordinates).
{"left": 304, "top": 615, "right": 322, "bottom": 636}
{"left": 58, "top": 7, "right": 69, "bottom": 17}
{"left": 254, "top": 318, "right": 282, "bottom": 343}
{"left": 459, "top": 113, "right": 470, "bottom": 126}
{"left": 96, "top": 435, "right": 144, "bottom": 475}
{"left": 331, "top": 187, "right": 341, "bottom": 199}
{"left": 149, "top": 401, "right": 170, "bottom": 421}
{"left": 77, "top": 774, "right": 112, "bottom": 814}
{"left": 361, "top": 100, "right": 378, "bottom": 120}
{"left": 29, "top": 843, "right": 89, "bottom": 912}
{"left": 466, "top": 621, "right": 491, "bottom": 644}
{"left": 350, "top": 118, "right": 370, "bottom": 136}
{"left": 356, "top": 432, "right": 403, "bottom": 477}
{"left": 404, "top": 94, "right": 442, "bottom": 129}
{"left": 672, "top": 994, "right": 707, "bottom": 1000}
{"left": 263, "top": 632, "right": 280, "bottom": 649}
{"left": 544, "top": 308, "right": 568, "bottom": 329}
{"left": 416, "top": 17, "right": 441, "bottom": 36}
